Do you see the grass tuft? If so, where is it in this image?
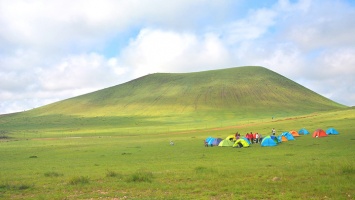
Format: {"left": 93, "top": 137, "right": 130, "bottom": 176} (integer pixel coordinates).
{"left": 68, "top": 176, "right": 90, "bottom": 185}
{"left": 194, "top": 166, "right": 215, "bottom": 174}
{"left": 0, "top": 183, "right": 33, "bottom": 190}
{"left": 17, "top": 184, "right": 31, "bottom": 190}
{"left": 126, "top": 170, "right": 153, "bottom": 183}
{"left": 44, "top": 171, "right": 63, "bottom": 177}
{"left": 195, "top": 166, "right": 208, "bottom": 173}
{"left": 106, "top": 170, "right": 123, "bottom": 178}
{"left": 341, "top": 165, "right": 355, "bottom": 174}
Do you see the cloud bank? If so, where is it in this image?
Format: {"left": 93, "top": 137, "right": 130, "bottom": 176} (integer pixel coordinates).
{"left": 0, "top": 0, "right": 354, "bottom": 114}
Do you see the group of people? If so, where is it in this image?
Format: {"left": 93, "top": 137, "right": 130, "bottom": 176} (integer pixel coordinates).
{"left": 235, "top": 132, "right": 262, "bottom": 144}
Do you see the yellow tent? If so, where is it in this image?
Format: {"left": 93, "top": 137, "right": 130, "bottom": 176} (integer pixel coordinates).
{"left": 226, "top": 135, "right": 236, "bottom": 141}
{"left": 233, "top": 139, "right": 250, "bottom": 148}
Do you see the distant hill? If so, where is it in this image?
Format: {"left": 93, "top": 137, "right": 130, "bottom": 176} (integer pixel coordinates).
{"left": 27, "top": 66, "right": 345, "bottom": 119}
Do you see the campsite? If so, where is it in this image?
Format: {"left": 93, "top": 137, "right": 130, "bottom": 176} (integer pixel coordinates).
{"left": 0, "top": 67, "right": 354, "bottom": 199}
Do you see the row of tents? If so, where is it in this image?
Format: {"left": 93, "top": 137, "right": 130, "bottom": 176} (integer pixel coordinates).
{"left": 298, "top": 127, "right": 339, "bottom": 137}
{"left": 205, "top": 127, "right": 339, "bottom": 148}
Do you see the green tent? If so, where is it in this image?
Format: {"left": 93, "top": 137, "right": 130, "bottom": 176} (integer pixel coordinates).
{"left": 218, "top": 139, "right": 234, "bottom": 147}
{"left": 233, "top": 139, "right": 250, "bottom": 148}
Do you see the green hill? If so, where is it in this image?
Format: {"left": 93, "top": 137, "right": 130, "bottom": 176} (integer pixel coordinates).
{"left": 1, "top": 66, "right": 347, "bottom": 136}
{"left": 30, "top": 66, "right": 345, "bottom": 117}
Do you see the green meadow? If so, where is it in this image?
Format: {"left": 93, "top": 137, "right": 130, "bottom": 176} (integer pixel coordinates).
{"left": 1, "top": 109, "right": 354, "bottom": 199}
{"left": 0, "top": 67, "right": 354, "bottom": 199}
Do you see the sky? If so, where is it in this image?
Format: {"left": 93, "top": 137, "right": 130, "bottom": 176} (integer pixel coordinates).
{"left": 1, "top": 0, "right": 355, "bottom": 114}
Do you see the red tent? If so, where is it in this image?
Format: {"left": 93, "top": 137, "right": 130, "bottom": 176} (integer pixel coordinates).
{"left": 313, "top": 129, "right": 327, "bottom": 138}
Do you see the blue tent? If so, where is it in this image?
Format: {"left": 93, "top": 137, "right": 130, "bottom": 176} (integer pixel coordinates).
{"left": 205, "top": 137, "right": 215, "bottom": 146}
{"left": 260, "top": 136, "right": 277, "bottom": 147}
{"left": 205, "top": 137, "right": 214, "bottom": 143}
{"left": 326, "top": 128, "right": 339, "bottom": 135}
{"left": 281, "top": 132, "right": 295, "bottom": 141}
{"left": 298, "top": 128, "right": 310, "bottom": 135}
{"left": 211, "top": 138, "right": 223, "bottom": 146}
{"left": 270, "top": 135, "right": 279, "bottom": 143}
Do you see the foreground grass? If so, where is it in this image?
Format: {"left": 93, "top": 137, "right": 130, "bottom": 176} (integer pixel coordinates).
{"left": 0, "top": 109, "right": 354, "bottom": 199}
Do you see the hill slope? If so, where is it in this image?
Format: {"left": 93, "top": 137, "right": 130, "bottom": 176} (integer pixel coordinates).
{"left": 28, "top": 66, "right": 345, "bottom": 118}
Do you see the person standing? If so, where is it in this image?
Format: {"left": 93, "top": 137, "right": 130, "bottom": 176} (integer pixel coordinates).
{"left": 249, "top": 132, "right": 254, "bottom": 144}
{"left": 255, "top": 133, "right": 259, "bottom": 143}
{"left": 272, "top": 128, "right": 276, "bottom": 136}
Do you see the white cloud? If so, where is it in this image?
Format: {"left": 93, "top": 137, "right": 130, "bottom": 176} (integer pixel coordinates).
{"left": 308, "top": 48, "right": 355, "bottom": 105}
{"left": 117, "top": 29, "right": 232, "bottom": 78}
{"left": 0, "top": 49, "right": 42, "bottom": 93}
{"left": 317, "top": 48, "right": 355, "bottom": 78}
{"left": 39, "top": 53, "right": 125, "bottom": 91}
{"left": 0, "top": 0, "right": 124, "bottom": 52}
{"left": 239, "top": 42, "right": 305, "bottom": 77}
{"left": 222, "top": 8, "right": 277, "bottom": 44}
{"left": 279, "top": 0, "right": 355, "bottom": 51}
{"left": 0, "top": 0, "right": 240, "bottom": 52}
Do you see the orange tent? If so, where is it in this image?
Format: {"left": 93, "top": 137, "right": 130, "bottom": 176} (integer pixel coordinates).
{"left": 313, "top": 129, "right": 327, "bottom": 138}
{"left": 280, "top": 135, "right": 288, "bottom": 142}
{"left": 290, "top": 130, "right": 300, "bottom": 137}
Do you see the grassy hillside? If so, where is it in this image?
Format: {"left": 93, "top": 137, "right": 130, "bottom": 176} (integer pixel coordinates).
{"left": 0, "top": 66, "right": 347, "bottom": 138}
{"left": 30, "top": 66, "right": 344, "bottom": 116}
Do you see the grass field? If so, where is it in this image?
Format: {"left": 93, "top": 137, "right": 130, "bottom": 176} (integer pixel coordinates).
{"left": 1, "top": 108, "right": 354, "bottom": 199}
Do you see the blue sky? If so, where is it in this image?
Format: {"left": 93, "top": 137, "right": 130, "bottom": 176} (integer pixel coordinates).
{"left": 1, "top": 0, "right": 355, "bottom": 114}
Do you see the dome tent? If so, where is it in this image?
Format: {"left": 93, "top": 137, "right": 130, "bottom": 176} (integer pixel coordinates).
{"left": 241, "top": 137, "right": 251, "bottom": 145}
{"left": 205, "top": 137, "right": 215, "bottom": 146}
{"left": 313, "top": 129, "right": 327, "bottom": 138}
{"left": 290, "top": 130, "right": 300, "bottom": 137}
{"left": 277, "top": 135, "right": 288, "bottom": 142}
{"left": 260, "top": 136, "right": 277, "bottom": 147}
{"left": 233, "top": 139, "right": 250, "bottom": 148}
{"left": 218, "top": 139, "right": 234, "bottom": 147}
{"left": 326, "top": 128, "right": 339, "bottom": 135}
{"left": 281, "top": 132, "right": 295, "bottom": 141}
{"left": 298, "top": 128, "right": 310, "bottom": 135}
{"left": 226, "top": 135, "right": 236, "bottom": 141}
{"left": 211, "top": 138, "right": 223, "bottom": 146}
